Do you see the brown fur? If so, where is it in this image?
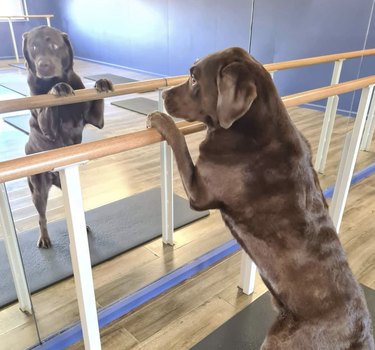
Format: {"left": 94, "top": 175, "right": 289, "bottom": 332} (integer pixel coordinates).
{"left": 23, "top": 26, "right": 113, "bottom": 248}
{"left": 147, "top": 47, "right": 374, "bottom": 349}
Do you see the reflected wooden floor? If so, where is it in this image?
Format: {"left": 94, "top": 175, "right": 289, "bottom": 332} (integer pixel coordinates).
{"left": 0, "top": 59, "right": 374, "bottom": 350}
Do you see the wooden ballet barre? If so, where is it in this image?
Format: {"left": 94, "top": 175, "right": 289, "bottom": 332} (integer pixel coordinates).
{"left": 0, "top": 77, "right": 188, "bottom": 114}
{"left": 0, "top": 121, "right": 204, "bottom": 183}
{"left": 1, "top": 76, "right": 375, "bottom": 183}
{"left": 1, "top": 47, "right": 375, "bottom": 114}
{"left": 264, "top": 48, "right": 375, "bottom": 72}
{"left": 1, "top": 74, "right": 375, "bottom": 115}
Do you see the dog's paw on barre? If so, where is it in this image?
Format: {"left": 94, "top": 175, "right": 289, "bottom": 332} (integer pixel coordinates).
{"left": 146, "top": 111, "right": 175, "bottom": 130}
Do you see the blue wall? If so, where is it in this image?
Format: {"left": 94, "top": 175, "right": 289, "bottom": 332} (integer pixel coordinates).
{"left": 250, "top": 0, "right": 375, "bottom": 114}
{"left": 2, "top": 0, "right": 375, "bottom": 114}
{"left": 57, "top": 0, "right": 252, "bottom": 76}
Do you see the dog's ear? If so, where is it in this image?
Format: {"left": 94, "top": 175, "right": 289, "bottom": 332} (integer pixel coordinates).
{"left": 22, "top": 32, "right": 34, "bottom": 72}
{"left": 61, "top": 32, "right": 74, "bottom": 71}
{"left": 216, "top": 62, "right": 257, "bottom": 129}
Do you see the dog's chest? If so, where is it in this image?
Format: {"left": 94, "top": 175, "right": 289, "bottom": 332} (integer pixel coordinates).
{"left": 197, "top": 155, "right": 252, "bottom": 203}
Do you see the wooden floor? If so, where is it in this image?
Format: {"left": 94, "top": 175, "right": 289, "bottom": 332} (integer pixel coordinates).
{"left": 0, "top": 59, "right": 374, "bottom": 350}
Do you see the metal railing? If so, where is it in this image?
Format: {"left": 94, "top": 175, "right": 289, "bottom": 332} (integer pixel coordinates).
{"left": 0, "top": 14, "right": 54, "bottom": 62}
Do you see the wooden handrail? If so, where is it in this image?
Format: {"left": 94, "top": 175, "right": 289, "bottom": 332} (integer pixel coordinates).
{"left": 0, "top": 78, "right": 173, "bottom": 113}
{"left": 0, "top": 15, "right": 54, "bottom": 19}
{"left": 2, "top": 72, "right": 375, "bottom": 114}
{"left": 0, "top": 76, "right": 188, "bottom": 114}
{"left": 264, "top": 48, "right": 375, "bottom": 72}
{"left": 1, "top": 76, "right": 374, "bottom": 183}
{"left": 1, "top": 47, "right": 375, "bottom": 113}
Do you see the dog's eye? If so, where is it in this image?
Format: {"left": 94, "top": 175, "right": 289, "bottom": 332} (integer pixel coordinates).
{"left": 191, "top": 75, "right": 197, "bottom": 86}
{"left": 32, "top": 45, "right": 37, "bottom": 52}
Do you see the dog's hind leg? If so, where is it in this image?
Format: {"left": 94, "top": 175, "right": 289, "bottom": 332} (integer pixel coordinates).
{"left": 28, "top": 174, "right": 53, "bottom": 248}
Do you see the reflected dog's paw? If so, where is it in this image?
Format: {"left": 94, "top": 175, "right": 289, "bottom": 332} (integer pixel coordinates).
{"left": 49, "top": 82, "right": 75, "bottom": 97}
{"left": 37, "top": 236, "right": 52, "bottom": 249}
{"left": 95, "top": 79, "right": 113, "bottom": 93}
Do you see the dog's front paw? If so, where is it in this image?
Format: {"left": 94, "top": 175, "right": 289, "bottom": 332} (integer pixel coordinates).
{"left": 49, "top": 82, "right": 75, "bottom": 97}
{"left": 95, "top": 79, "right": 113, "bottom": 93}
{"left": 37, "top": 236, "right": 52, "bottom": 249}
{"left": 147, "top": 111, "right": 175, "bottom": 130}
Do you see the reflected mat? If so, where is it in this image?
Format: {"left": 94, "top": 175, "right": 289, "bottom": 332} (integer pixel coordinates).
{"left": 192, "top": 284, "right": 375, "bottom": 350}
{"left": 0, "top": 188, "right": 209, "bottom": 307}
{"left": 84, "top": 73, "right": 137, "bottom": 84}
{"left": 111, "top": 97, "right": 158, "bottom": 115}
{"left": 0, "top": 82, "right": 29, "bottom": 96}
{"left": 9, "top": 63, "right": 26, "bottom": 70}
{"left": 3, "top": 114, "right": 102, "bottom": 142}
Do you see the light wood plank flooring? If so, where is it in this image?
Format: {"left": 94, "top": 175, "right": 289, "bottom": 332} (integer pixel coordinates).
{"left": 0, "top": 59, "right": 374, "bottom": 350}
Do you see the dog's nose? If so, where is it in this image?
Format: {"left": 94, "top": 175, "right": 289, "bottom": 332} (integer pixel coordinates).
{"left": 37, "top": 60, "right": 51, "bottom": 70}
{"left": 37, "top": 59, "right": 54, "bottom": 77}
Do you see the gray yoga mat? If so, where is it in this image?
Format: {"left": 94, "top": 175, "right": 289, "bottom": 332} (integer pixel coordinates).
{"left": 84, "top": 73, "right": 137, "bottom": 84}
{"left": 111, "top": 97, "right": 158, "bottom": 115}
{"left": 0, "top": 187, "right": 209, "bottom": 307}
{"left": 3, "top": 114, "right": 102, "bottom": 142}
{"left": 9, "top": 63, "right": 26, "bottom": 70}
{"left": 0, "top": 82, "right": 29, "bottom": 96}
{"left": 192, "top": 284, "right": 375, "bottom": 350}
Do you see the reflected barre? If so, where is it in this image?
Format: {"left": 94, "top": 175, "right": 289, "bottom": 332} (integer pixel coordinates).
{"left": 1, "top": 14, "right": 54, "bottom": 62}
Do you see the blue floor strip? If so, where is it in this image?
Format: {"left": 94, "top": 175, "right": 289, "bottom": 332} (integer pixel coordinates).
{"left": 29, "top": 161, "right": 375, "bottom": 349}
{"left": 29, "top": 240, "right": 241, "bottom": 349}
{"left": 323, "top": 162, "right": 375, "bottom": 199}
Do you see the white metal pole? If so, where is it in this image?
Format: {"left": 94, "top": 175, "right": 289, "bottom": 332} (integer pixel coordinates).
{"left": 58, "top": 164, "right": 101, "bottom": 350}
{"left": 329, "top": 85, "right": 374, "bottom": 233}
{"left": 239, "top": 251, "right": 257, "bottom": 295}
{"left": 330, "top": 132, "right": 351, "bottom": 230}
{"left": 314, "top": 59, "right": 344, "bottom": 173}
{"left": 158, "top": 89, "right": 174, "bottom": 245}
{"left": 7, "top": 18, "right": 19, "bottom": 62}
{"left": 46, "top": 17, "right": 51, "bottom": 27}
{"left": 0, "top": 183, "right": 33, "bottom": 314}
{"left": 360, "top": 90, "right": 375, "bottom": 151}
{"left": 330, "top": 59, "right": 345, "bottom": 85}
{"left": 315, "top": 95, "right": 339, "bottom": 173}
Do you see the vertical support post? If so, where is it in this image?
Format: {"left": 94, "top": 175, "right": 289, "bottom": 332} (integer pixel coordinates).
{"left": 314, "top": 59, "right": 344, "bottom": 173}
{"left": 46, "top": 17, "right": 51, "bottom": 27}
{"left": 58, "top": 164, "right": 101, "bottom": 350}
{"left": 0, "top": 183, "right": 32, "bottom": 314}
{"left": 8, "top": 18, "right": 19, "bottom": 62}
{"left": 360, "top": 89, "right": 375, "bottom": 151}
{"left": 315, "top": 95, "right": 339, "bottom": 173}
{"left": 329, "top": 85, "right": 374, "bottom": 233}
{"left": 158, "top": 89, "right": 174, "bottom": 245}
{"left": 239, "top": 251, "right": 257, "bottom": 295}
{"left": 330, "top": 132, "right": 351, "bottom": 230}
{"left": 269, "top": 71, "right": 276, "bottom": 79}
{"left": 330, "top": 59, "right": 345, "bottom": 86}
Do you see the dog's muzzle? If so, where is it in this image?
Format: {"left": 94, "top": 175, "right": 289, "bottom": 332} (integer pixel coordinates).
{"left": 36, "top": 58, "right": 56, "bottom": 78}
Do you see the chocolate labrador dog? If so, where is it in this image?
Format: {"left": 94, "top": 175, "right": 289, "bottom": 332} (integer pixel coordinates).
{"left": 147, "top": 48, "right": 374, "bottom": 349}
{"left": 23, "top": 26, "right": 113, "bottom": 248}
